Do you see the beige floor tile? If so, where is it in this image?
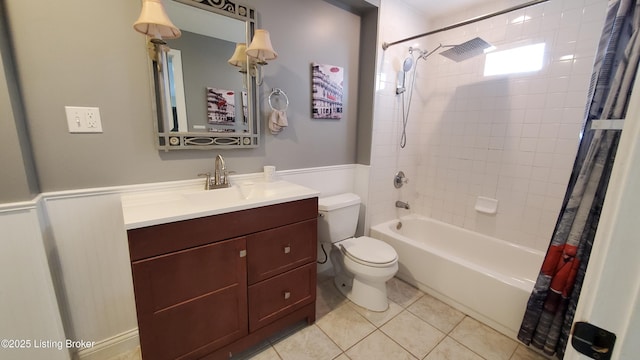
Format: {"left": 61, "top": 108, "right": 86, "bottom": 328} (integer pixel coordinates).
{"left": 381, "top": 310, "right": 446, "bottom": 359}
{"left": 332, "top": 354, "right": 351, "bottom": 360}
{"left": 345, "top": 330, "right": 415, "bottom": 360}
{"left": 450, "top": 317, "right": 518, "bottom": 360}
{"left": 386, "top": 277, "right": 424, "bottom": 308}
{"left": 107, "top": 347, "right": 141, "bottom": 360}
{"left": 348, "top": 298, "right": 403, "bottom": 327}
{"left": 316, "top": 278, "right": 348, "bottom": 319}
{"left": 272, "top": 325, "right": 342, "bottom": 360}
{"left": 510, "top": 345, "right": 551, "bottom": 360}
{"left": 407, "top": 294, "right": 465, "bottom": 333}
{"left": 316, "top": 303, "right": 376, "bottom": 350}
{"left": 424, "top": 337, "right": 484, "bottom": 360}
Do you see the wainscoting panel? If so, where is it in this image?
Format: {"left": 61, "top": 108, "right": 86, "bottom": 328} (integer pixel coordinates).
{"left": 43, "top": 193, "right": 138, "bottom": 345}
{"left": 0, "top": 203, "right": 69, "bottom": 360}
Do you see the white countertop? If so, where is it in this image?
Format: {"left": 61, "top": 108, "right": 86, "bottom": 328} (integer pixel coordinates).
{"left": 121, "top": 180, "right": 320, "bottom": 230}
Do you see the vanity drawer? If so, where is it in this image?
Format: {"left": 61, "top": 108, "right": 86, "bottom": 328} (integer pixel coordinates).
{"left": 247, "top": 219, "right": 317, "bottom": 284}
{"left": 128, "top": 198, "right": 318, "bottom": 261}
{"left": 248, "top": 263, "right": 316, "bottom": 332}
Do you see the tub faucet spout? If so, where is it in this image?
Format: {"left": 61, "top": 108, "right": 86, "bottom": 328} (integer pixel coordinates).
{"left": 395, "top": 201, "right": 410, "bottom": 210}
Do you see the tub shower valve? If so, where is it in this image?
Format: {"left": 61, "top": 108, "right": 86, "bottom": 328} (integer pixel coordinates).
{"left": 394, "top": 171, "right": 409, "bottom": 189}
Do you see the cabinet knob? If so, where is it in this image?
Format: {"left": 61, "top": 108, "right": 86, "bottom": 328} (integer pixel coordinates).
{"left": 283, "top": 291, "right": 291, "bottom": 300}
{"left": 283, "top": 245, "right": 291, "bottom": 254}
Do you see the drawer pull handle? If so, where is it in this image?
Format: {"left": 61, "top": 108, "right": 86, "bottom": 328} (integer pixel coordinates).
{"left": 283, "top": 291, "right": 291, "bottom": 300}
{"left": 283, "top": 245, "right": 291, "bottom": 254}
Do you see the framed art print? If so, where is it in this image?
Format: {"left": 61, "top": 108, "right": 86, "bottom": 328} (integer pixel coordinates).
{"left": 311, "top": 63, "right": 344, "bottom": 119}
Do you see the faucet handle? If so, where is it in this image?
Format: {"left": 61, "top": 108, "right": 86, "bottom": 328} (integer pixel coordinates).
{"left": 394, "top": 171, "right": 409, "bottom": 189}
{"left": 222, "top": 170, "right": 236, "bottom": 186}
{"left": 198, "top": 172, "right": 212, "bottom": 190}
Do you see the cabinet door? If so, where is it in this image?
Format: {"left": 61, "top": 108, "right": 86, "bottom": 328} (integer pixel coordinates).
{"left": 248, "top": 263, "right": 316, "bottom": 332}
{"left": 247, "top": 219, "right": 317, "bottom": 284}
{"left": 132, "top": 237, "right": 247, "bottom": 360}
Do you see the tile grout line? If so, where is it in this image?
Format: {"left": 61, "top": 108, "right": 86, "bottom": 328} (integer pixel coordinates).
{"left": 341, "top": 294, "right": 442, "bottom": 360}
{"left": 321, "top": 303, "right": 379, "bottom": 357}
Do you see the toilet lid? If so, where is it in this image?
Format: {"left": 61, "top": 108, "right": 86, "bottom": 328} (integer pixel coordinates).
{"left": 341, "top": 236, "right": 397, "bottom": 265}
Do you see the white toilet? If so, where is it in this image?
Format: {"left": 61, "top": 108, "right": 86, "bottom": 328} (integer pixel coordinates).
{"left": 318, "top": 193, "right": 398, "bottom": 312}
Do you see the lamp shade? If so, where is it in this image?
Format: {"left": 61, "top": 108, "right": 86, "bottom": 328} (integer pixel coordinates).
{"left": 133, "top": 0, "right": 181, "bottom": 40}
{"left": 228, "top": 43, "right": 248, "bottom": 68}
{"left": 246, "top": 29, "right": 278, "bottom": 64}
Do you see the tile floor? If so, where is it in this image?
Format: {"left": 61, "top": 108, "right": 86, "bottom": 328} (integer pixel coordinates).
{"left": 112, "top": 276, "right": 550, "bottom": 360}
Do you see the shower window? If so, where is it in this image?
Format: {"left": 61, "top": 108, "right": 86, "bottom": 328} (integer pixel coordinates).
{"left": 484, "top": 43, "right": 546, "bottom": 76}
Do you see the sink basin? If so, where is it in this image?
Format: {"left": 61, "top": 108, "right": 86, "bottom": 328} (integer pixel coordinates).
{"left": 121, "top": 179, "right": 320, "bottom": 229}
{"left": 180, "top": 181, "right": 305, "bottom": 204}
{"left": 181, "top": 185, "right": 246, "bottom": 205}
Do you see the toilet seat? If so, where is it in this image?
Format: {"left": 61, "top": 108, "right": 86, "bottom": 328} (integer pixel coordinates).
{"left": 339, "top": 236, "right": 398, "bottom": 267}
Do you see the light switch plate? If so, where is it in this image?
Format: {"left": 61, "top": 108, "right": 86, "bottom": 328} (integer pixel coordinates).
{"left": 65, "top": 106, "right": 102, "bottom": 133}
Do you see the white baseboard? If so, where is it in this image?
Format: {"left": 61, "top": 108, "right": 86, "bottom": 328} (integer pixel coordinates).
{"left": 76, "top": 328, "right": 139, "bottom": 360}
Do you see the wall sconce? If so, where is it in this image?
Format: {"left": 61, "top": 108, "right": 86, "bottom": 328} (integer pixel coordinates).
{"left": 245, "top": 29, "right": 278, "bottom": 85}
{"left": 228, "top": 43, "right": 250, "bottom": 89}
{"left": 133, "top": 0, "right": 181, "bottom": 61}
{"left": 228, "top": 43, "right": 248, "bottom": 73}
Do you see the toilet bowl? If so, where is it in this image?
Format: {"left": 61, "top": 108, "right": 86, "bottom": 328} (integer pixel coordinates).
{"left": 330, "top": 236, "right": 398, "bottom": 311}
{"left": 318, "top": 193, "right": 399, "bottom": 312}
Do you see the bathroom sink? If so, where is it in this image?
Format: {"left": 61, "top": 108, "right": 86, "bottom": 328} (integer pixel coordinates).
{"left": 181, "top": 185, "right": 246, "bottom": 204}
{"left": 121, "top": 180, "right": 319, "bottom": 229}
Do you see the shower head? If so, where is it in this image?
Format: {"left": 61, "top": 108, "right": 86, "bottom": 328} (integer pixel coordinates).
{"left": 439, "top": 37, "right": 494, "bottom": 62}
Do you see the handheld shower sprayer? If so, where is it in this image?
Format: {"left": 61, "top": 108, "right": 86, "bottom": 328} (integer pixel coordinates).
{"left": 396, "top": 38, "right": 492, "bottom": 148}
{"left": 396, "top": 56, "right": 414, "bottom": 94}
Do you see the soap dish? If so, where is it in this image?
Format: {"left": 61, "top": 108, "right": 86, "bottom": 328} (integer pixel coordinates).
{"left": 475, "top": 196, "right": 498, "bottom": 215}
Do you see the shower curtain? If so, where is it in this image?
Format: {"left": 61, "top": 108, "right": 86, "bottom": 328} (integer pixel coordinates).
{"left": 517, "top": 0, "right": 640, "bottom": 357}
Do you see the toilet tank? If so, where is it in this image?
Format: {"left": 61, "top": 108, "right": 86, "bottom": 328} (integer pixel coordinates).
{"left": 317, "top": 193, "right": 361, "bottom": 244}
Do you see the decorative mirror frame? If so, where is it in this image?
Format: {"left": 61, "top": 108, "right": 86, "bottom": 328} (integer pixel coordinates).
{"left": 151, "top": 0, "right": 259, "bottom": 150}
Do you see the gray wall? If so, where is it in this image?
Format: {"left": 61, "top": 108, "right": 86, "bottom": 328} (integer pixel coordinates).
{"left": 2, "top": 0, "right": 368, "bottom": 196}
{"left": 0, "top": 1, "right": 38, "bottom": 202}
{"left": 355, "top": 7, "right": 378, "bottom": 165}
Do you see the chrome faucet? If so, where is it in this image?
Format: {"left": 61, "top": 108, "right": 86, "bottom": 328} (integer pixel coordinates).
{"left": 197, "top": 154, "right": 231, "bottom": 190}
{"left": 395, "top": 200, "right": 410, "bottom": 210}
{"left": 213, "top": 154, "right": 228, "bottom": 187}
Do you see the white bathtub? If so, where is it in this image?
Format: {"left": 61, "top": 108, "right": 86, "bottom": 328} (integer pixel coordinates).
{"left": 370, "top": 215, "right": 544, "bottom": 338}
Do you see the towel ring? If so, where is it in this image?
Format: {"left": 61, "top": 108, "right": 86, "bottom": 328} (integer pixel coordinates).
{"left": 268, "top": 88, "right": 289, "bottom": 112}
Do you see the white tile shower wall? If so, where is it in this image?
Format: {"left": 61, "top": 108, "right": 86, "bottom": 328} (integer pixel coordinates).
{"left": 419, "top": 0, "right": 606, "bottom": 250}
{"left": 369, "top": 0, "right": 429, "bottom": 227}
{"left": 372, "top": 0, "right": 607, "bottom": 251}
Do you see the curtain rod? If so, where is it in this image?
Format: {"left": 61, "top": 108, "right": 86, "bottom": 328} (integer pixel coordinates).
{"left": 382, "top": 0, "right": 550, "bottom": 50}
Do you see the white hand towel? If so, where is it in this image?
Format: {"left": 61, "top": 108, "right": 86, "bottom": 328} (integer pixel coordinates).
{"left": 269, "top": 110, "right": 288, "bottom": 134}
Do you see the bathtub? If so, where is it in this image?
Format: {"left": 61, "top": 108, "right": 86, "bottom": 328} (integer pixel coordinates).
{"left": 370, "top": 215, "right": 544, "bottom": 338}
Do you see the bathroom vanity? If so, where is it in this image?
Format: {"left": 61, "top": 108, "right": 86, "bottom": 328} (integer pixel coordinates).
{"left": 121, "top": 181, "right": 319, "bottom": 359}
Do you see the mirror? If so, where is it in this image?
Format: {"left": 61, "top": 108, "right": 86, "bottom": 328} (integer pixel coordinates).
{"left": 151, "top": 0, "right": 259, "bottom": 150}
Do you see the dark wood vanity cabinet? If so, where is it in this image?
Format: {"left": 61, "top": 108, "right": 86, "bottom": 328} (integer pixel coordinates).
{"left": 127, "top": 198, "right": 318, "bottom": 360}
